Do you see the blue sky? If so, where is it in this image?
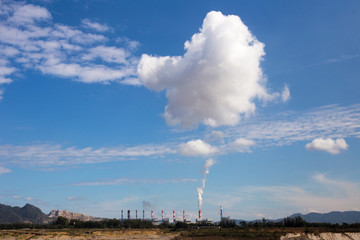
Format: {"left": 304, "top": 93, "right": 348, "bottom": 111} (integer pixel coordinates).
{"left": 0, "top": 0, "right": 359, "bottom": 222}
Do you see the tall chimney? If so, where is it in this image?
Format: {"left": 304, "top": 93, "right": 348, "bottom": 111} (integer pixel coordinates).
{"left": 136, "top": 210, "right": 138, "bottom": 219}
{"left": 173, "top": 210, "right": 176, "bottom": 222}
{"left": 127, "top": 210, "right": 130, "bottom": 219}
{"left": 199, "top": 210, "right": 202, "bottom": 220}
{"left": 183, "top": 210, "right": 186, "bottom": 222}
{"left": 143, "top": 210, "right": 144, "bottom": 220}
{"left": 161, "top": 210, "right": 164, "bottom": 220}
{"left": 121, "top": 210, "right": 123, "bottom": 220}
{"left": 151, "top": 210, "right": 154, "bottom": 219}
{"left": 220, "top": 206, "right": 223, "bottom": 220}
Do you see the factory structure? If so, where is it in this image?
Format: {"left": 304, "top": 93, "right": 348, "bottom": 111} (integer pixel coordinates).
{"left": 120, "top": 206, "right": 230, "bottom": 225}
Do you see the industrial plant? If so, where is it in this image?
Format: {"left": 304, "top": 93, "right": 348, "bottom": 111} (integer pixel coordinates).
{"left": 119, "top": 206, "right": 230, "bottom": 225}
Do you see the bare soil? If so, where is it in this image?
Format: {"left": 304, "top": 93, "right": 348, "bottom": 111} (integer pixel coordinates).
{"left": 0, "top": 229, "right": 179, "bottom": 240}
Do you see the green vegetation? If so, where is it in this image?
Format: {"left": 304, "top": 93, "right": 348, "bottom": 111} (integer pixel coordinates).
{"left": 0, "top": 215, "right": 359, "bottom": 233}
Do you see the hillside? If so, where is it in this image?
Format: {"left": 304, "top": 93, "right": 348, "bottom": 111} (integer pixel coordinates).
{"left": 0, "top": 203, "right": 49, "bottom": 224}
{"left": 48, "top": 209, "right": 103, "bottom": 221}
{"left": 230, "top": 211, "right": 360, "bottom": 225}
{"left": 288, "top": 211, "right": 360, "bottom": 224}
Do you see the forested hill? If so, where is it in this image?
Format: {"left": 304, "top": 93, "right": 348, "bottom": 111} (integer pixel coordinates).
{"left": 0, "top": 203, "right": 49, "bottom": 224}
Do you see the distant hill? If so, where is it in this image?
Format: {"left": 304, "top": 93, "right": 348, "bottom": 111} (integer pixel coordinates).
{"left": 48, "top": 209, "right": 103, "bottom": 222}
{"left": 286, "top": 211, "right": 360, "bottom": 224}
{"left": 0, "top": 203, "right": 49, "bottom": 224}
{"left": 0, "top": 203, "right": 104, "bottom": 224}
{"left": 227, "top": 211, "right": 360, "bottom": 225}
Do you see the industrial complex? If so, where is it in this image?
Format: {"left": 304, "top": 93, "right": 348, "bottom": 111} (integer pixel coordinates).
{"left": 120, "top": 206, "right": 230, "bottom": 224}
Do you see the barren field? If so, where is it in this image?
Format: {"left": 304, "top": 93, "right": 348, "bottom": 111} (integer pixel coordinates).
{"left": 0, "top": 229, "right": 179, "bottom": 240}
{"left": 1, "top": 229, "right": 360, "bottom": 240}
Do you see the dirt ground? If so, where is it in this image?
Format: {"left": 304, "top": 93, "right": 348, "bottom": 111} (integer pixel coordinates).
{"left": 0, "top": 229, "right": 179, "bottom": 240}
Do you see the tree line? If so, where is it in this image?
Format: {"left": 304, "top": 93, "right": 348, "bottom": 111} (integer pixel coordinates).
{"left": 0, "top": 216, "right": 360, "bottom": 230}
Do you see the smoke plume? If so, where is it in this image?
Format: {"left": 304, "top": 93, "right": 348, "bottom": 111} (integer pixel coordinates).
{"left": 142, "top": 200, "right": 153, "bottom": 210}
{"left": 196, "top": 158, "right": 215, "bottom": 210}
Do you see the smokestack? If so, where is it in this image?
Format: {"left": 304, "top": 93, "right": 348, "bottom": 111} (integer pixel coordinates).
{"left": 161, "top": 210, "right": 164, "bottom": 220}
{"left": 183, "top": 210, "right": 185, "bottom": 222}
{"left": 136, "top": 210, "right": 138, "bottom": 219}
{"left": 143, "top": 210, "right": 144, "bottom": 220}
{"left": 127, "top": 210, "right": 130, "bottom": 219}
{"left": 220, "top": 206, "right": 223, "bottom": 220}
{"left": 199, "top": 210, "right": 202, "bottom": 220}
{"left": 173, "top": 210, "right": 176, "bottom": 222}
{"left": 151, "top": 210, "right": 154, "bottom": 219}
{"left": 121, "top": 210, "right": 123, "bottom": 220}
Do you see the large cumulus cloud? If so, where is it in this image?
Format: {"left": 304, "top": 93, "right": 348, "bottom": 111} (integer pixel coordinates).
{"left": 138, "top": 11, "right": 278, "bottom": 127}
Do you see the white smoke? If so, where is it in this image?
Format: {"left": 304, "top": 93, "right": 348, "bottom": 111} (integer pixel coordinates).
{"left": 196, "top": 158, "right": 216, "bottom": 210}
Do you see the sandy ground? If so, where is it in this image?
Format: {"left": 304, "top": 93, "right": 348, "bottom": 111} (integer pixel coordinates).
{"left": 0, "top": 229, "right": 179, "bottom": 240}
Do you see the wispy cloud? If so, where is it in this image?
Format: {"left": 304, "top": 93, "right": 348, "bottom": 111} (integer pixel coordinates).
{"left": 66, "top": 196, "right": 84, "bottom": 201}
{"left": 0, "top": 144, "right": 175, "bottom": 167}
{"left": 72, "top": 178, "right": 199, "bottom": 186}
{"left": 224, "top": 104, "right": 360, "bottom": 147}
{"left": 239, "top": 174, "right": 360, "bottom": 217}
{"left": 204, "top": 174, "right": 360, "bottom": 220}
{"left": 0, "top": 166, "right": 11, "bottom": 175}
{"left": 81, "top": 19, "right": 111, "bottom": 32}
{"left": 326, "top": 54, "right": 360, "bottom": 64}
{"left": 7, "top": 3, "right": 52, "bottom": 25}
{"left": 1, "top": 104, "right": 359, "bottom": 169}
{"left": 11, "top": 195, "right": 44, "bottom": 205}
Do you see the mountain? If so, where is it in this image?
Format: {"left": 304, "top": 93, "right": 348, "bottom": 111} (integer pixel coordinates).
{"left": 48, "top": 209, "right": 103, "bottom": 221}
{"left": 228, "top": 211, "right": 360, "bottom": 225}
{"left": 0, "top": 203, "right": 49, "bottom": 224}
{"left": 287, "top": 211, "right": 360, "bottom": 224}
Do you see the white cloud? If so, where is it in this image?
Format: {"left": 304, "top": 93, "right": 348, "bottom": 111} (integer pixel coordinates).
{"left": 179, "top": 139, "right": 218, "bottom": 156}
{"left": 305, "top": 138, "right": 348, "bottom": 154}
{"left": 73, "top": 178, "right": 198, "bottom": 186}
{"left": 0, "top": 166, "right": 11, "bottom": 175}
{"left": 217, "top": 173, "right": 360, "bottom": 219}
{"left": 0, "top": 66, "right": 16, "bottom": 84}
{"left": 66, "top": 196, "right": 83, "bottom": 201}
{"left": 116, "top": 37, "right": 140, "bottom": 50}
{"left": 225, "top": 104, "right": 360, "bottom": 148}
{"left": 1, "top": 104, "right": 359, "bottom": 169}
{"left": 8, "top": 4, "right": 51, "bottom": 25}
{"left": 81, "top": 19, "right": 111, "bottom": 32}
{"left": 37, "top": 62, "right": 135, "bottom": 84}
{"left": 82, "top": 45, "right": 128, "bottom": 64}
{"left": 0, "top": 143, "right": 175, "bottom": 167}
{"left": 138, "top": 11, "right": 282, "bottom": 128}
{"left": 0, "top": 89, "right": 4, "bottom": 101}
{"left": 0, "top": 45, "right": 20, "bottom": 57}
{"left": 281, "top": 85, "right": 290, "bottom": 102}
{"left": 231, "top": 138, "right": 255, "bottom": 152}
{"left": 326, "top": 54, "right": 360, "bottom": 64}
{"left": 210, "top": 130, "right": 225, "bottom": 143}
{"left": 0, "top": 1, "right": 139, "bottom": 100}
